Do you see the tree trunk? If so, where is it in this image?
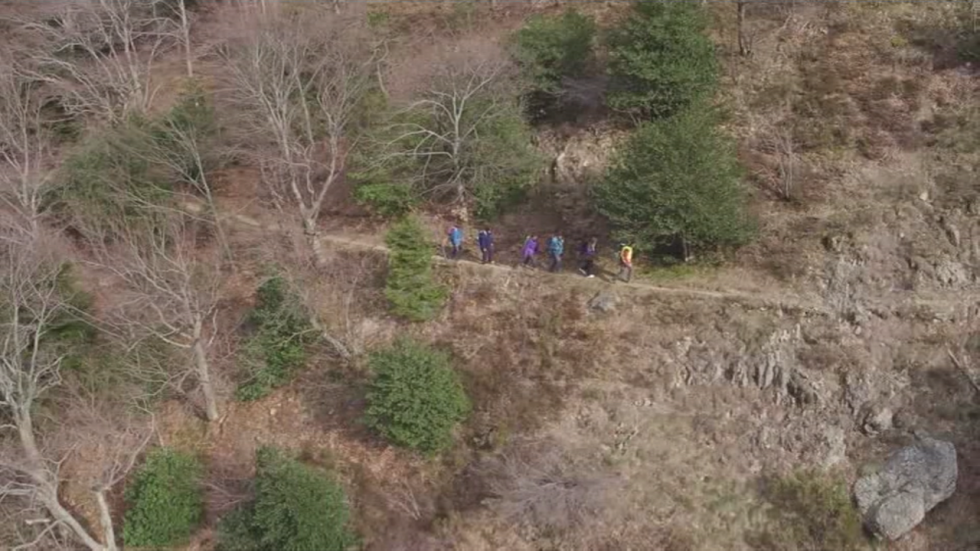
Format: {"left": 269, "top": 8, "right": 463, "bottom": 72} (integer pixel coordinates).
{"left": 192, "top": 320, "right": 219, "bottom": 422}
{"left": 39, "top": 487, "right": 107, "bottom": 551}
{"left": 737, "top": 1, "right": 751, "bottom": 57}
{"left": 94, "top": 490, "right": 118, "bottom": 551}
{"left": 178, "top": 0, "right": 193, "bottom": 78}
{"left": 19, "top": 415, "right": 106, "bottom": 551}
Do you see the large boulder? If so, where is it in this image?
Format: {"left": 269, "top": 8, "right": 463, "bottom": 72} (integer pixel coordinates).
{"left": 854, "top": 437, "right": 957, "bottom": 540}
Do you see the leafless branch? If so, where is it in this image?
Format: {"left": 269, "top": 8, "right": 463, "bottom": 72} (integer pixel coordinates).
{"left": 91, "top": 215, "right": 224, "bottom": 421}
{"left": 221, "top": 11, "right": 378, "bottom": 236}
{"left": 21, "top": 0, "right": 178, "bottom": 124}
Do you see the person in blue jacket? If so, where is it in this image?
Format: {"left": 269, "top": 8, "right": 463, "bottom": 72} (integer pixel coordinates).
{"left": 447, "top": 224, "right": 463, "bottom": 259}
{"left": 477, "top": 227, "right": 495, "bottom": 264}
{"left": 547, "top": 231, "right": 564, "bottom": 273}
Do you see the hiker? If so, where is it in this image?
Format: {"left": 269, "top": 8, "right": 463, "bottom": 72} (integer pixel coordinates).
{"left": 447, "top": 224, "right": 463, "bottom": 259}
{"left": 579, "top": 237, "right": 597, "bottom": 278}
{"left": 547, "top": 232, "right": 564, "bottom": 273}
{"left": 478, "top": 227, "right": 494, "bottom": 264}
{"left": 521, "top": 234, "right": 538, "bottom": 267}
{"left": 618, "top": 243, "right": 633, "bottom": 282}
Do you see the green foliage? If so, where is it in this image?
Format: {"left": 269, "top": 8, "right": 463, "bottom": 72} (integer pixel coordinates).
{"left": 594, "top": 108, "right": 754, "bottom": 255}
{"left": 365, "top": 339, "right": 470, "bottom": 453}
{"left": 216, "top": 447, "right": 356, "bottom": 551}
{"left": 54, "top": 85, "right": 218, "bottom": 238}
{"left": 382, "top": 89, "right": 542, "bottom": 216}
{"left": 749, "top": 470, "right": 868, "bottom": 551}
{"left": 353, "top": 183, "right": 417, "bottom": 218}
{"left": 512, "top": 9, "right": 597, "bottom": 95}
{"left": 150, "top": 82, "right": 218, "bottom": 186}
{"left": 605, "top": 0, "right": 718, "bottom": 120}
{"left": 56, "top": 119, "right": 171, "bottom": 237}
{"left": 383, "top": 217, "right": 447, "bottom": 322}
{"left": 469, "top": 107, "right": 541, "bottom": 217}
{"left": 123, "top": 447, "right": 204, "bottom": 548}
{"left": 236, "top": 276, "right": 316, "bottom": 401}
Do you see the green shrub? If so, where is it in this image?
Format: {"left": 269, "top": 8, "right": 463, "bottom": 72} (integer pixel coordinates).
{"left": 605, "top": 0, "right": 718, "bottom": 120}
{"left": 353, "top": 183, "right": 417, "bottom": 218}
{"left": 216, "top": 447, "right": 356, "bottom": 551}
{"left": 150, "top": 82, "right": 218, "bottom": 186}
{"left": 748, "top": 470, "right": 868, "bottom": 551}
{"left": 365, "top": 339, "right": 470, "bottom": 453}
{"left": 236, "top": 276, "right": 316, "bottom": 401}
{"left": 469, "top": 107, "right": 541, "bottom": 217}
{"left": 512, "top": 9, "right": 597, "bottom": 95}
{"left": 593, "top": 108, "right": 754, "bottom": 257}
{"left": 384, "top": 217, "right": 447, "bottom": 322}
{"left": 123, "top": 448, "right": 204, "bottom": 548}
{"left": 379, "top": 84, "right": 542, "bottom": 214}
{"left": 56, "top": 122, "right": 171, "bottom": 237}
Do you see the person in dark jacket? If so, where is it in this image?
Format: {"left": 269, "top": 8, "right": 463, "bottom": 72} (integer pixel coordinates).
{"left": 579, "top": 237, "right": 597, "bottom": 278}
{"left": 478, "top": 227, "right": 494, "bottom": 264}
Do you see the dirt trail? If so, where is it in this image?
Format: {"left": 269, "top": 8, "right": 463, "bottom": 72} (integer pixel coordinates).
{"left": 310, "top": 232, "right": 831, "bottom": 314}
{"left": 201, "top": 204, "right": 975, "bottom": 319}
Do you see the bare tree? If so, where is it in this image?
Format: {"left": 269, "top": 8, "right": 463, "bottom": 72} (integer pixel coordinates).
{"left": 223, "top": 12, "right": 378, "bottom": 237}
{"left": 480, "top": 439, "right": 620, "bottom": 537}
{"left": 24, "top": 0, "right": 177, "bottom": 124}
{"left": 95, "top": 216, "right": 223, "bottom": 421}
{"left": 381, "top": 51, "right": 540, "bottom": 213}
{"left": 174, "top": 0, "right": 194, "bottom": 77}
{"left": 0, "top": 235, "right": 114, "bottom": 551}
{"left": 0, "top": 61, "right": 54, "bottom": 240}
{"left": 119, "top": 88, "right": 232, "bottom": 261}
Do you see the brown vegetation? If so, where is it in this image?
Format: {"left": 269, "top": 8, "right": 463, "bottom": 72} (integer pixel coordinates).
{"left": 2, "top": 0, "right": 980, "bottom": 550}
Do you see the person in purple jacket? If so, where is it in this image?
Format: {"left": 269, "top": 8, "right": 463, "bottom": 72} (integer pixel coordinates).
{"left": 521, "top": 234, "right": 538, "bottom": 268}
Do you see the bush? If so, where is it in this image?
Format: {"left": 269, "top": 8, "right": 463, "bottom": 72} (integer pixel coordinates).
{"left": 150, "top": 82, "right": 219, "bottom": 185}
{"left": 353, "top": 183, "right": 417, "bottom": 218}
{"left": 748, "top": 470, "right": 868, "bottom": 551}
{"left": 605, "top": 0, "right": 718, "bottom": 120}
{"left": 379, "top": 80, "right": 542, "bottom": 215}
{"left": 236, "top": 276, "right": 316, "bottom": 401}
{"left": 593, "top": 108, "right": 754, "bottom": 258}
{"left": 217, "top": 447, "right": 356, "bottom": 551}
{"left": 384, "top": 217, "right": 447, "bottom": 322}
{"left": 56, "top": 122, "right": 171, "bottom": 237}
{"left": 365, "top": 339, "right": 470, "bottom": 453}
{"left": 512, "top": 9, "right": 597, "bottom": 95}
{"left": 123, "top": 448, "right": 204, "bottom": 548}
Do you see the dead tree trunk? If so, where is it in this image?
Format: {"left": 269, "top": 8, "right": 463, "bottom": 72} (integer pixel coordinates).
{"left": 737, "top": 0, "right": 751, "bottom": 57}
{"left": 192, "top": 318, "right": 219, "bottom": 422}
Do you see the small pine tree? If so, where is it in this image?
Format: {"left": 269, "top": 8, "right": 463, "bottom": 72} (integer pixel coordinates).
{"left": 236, "top": 276, "right": 316, "bottom": 401}
{"left": 384, "top": 217, "right": 447, "bottom": 321}
{"left": 123, "top": 448, "right": 204, "bottom": 548}
{"left": 216, "top": 447, "right": 355, "bottom": 551}
{"left": 512, "top": 9, "right": 597, "bottom": 95}
{"left": 605, "top": 0, "right": 718, "bottom": 120}
{"left": 365, "top": 339, "right": 470, "bottom": 454}
{"left": 593, "top": 108, "right": 754, "bottom": 257}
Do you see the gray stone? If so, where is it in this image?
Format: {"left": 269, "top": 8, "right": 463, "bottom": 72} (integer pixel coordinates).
{"left": 588, "top": 291, "right": 618, "bottom": 313}
{"left": 854, "top": 437, "right": 957, "bottom": 540}
{"left": 861, "top": 405, "right": 894, "bottom": 436}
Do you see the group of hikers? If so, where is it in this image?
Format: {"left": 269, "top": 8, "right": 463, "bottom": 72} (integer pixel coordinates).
{"left": 445, "top": 224, "right": 634, "bottom": 282}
